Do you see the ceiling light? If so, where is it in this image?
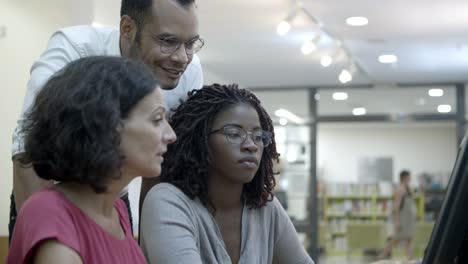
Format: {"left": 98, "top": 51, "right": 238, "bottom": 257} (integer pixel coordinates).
{"left": 346, "top": 16, "right": 368, "bottom": 26}
{"left": 428, "top": 88, "right": 444, "bottom": 97}
{"left": 277, "top": 8, "right": 301, "bottom": 36}
{"left": 321, "top": 55, "right": 333, "bottom": 67}
{"left": 277, "top": 20, "right": 291, "bottom": 36}
{"left": 437, "top": 105, "right": 451, "bottom": 113}
{"left": 332, "top": 92, "right": 348, "bottom": 101}
{"left": 279, "top": 118, "right": 288, "bottom": 126}
{"left": 275, "top": 108, "right": 304, "bottom": 124}
{"left": 339, "top": 69, "right": 352, "bottom": 84}
{"left": 301, "top": 39, "right": 317, "bottom": 55}
{"left": 301, "top": 35, "right": 321, "bottom": 55}
{"left": 92, "top": 22, "right": 104, "bottom": 28}
{"left": 353, "top": 107, "right": 367, "bottom": 116}
{"left": 378, "top": 54, "right": 398, "bottom": 64}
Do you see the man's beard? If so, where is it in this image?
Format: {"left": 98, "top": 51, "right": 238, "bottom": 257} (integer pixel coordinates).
{"left": 128, "top": 39, "right": 179, "bottom": 91}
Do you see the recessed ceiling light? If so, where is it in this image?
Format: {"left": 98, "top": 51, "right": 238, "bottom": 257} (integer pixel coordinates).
{"left": 301, "top": 39, "right": 317, "bottom": 55}
{"left": 321, "top": 55, "right": 332, "bottom": 67}
{"left": 428, "top": 88, "right": 444, "bottom": 97}
{"left": 332, "top": 92, "right": 348, "bottom": 101}
{"left": 353, "top": 107, "right": 367, "bottom": 116}
{"left": 346, "top": 16, "right": 368, "bottom": 26}
{"left": 277, "top": 20, "right": 291, "bottom": 36}
{"left": 279, "top": 118, "right": 288, "bottom": 126}
{"left": 339, "top": 69, "right": 352, "bottom": 84}
{"left": 437, "top": 105, "right": 451, "bottom": 113}
{"left": 92, "top": 22, "right": 104, "bottom": 28}
{"left": 378, "top": 54, "right": 398, "bottom": 64}
{"left": 275, "top": 108, "right": 304, "bottom": 124}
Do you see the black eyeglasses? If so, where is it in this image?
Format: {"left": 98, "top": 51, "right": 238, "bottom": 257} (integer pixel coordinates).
{"left": 209, "top": 125, "right": 272, "bottom": 147}
{"left": 157, "top": 37, "right": 205, "bottom": 55}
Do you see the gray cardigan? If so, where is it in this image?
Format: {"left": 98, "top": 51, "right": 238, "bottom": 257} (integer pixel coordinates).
{"left": 140, "top": 183, "right": 314, "bottom": 264}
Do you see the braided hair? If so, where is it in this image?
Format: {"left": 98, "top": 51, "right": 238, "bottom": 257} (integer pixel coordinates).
{"left": 160, "top": 83, "right": 279, "bottom": 210}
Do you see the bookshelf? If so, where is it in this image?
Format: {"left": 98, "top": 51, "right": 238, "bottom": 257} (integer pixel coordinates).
{"left": 322, "top": 183, "right": 425, "bottom": 253}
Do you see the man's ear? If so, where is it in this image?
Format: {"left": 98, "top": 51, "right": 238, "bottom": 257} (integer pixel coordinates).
{"left": 120, "top": 15, "right": 137, "bottom": 41}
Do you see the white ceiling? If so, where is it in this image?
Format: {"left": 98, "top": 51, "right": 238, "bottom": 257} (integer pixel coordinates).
{"left": 91, "top": 0, "right": 468, "bottom": 117}
{"left": 254, "top": 85, "right": 459, "bottom": 118}
{"left": 195, "top": 0, "right": 468, "bottom": 87}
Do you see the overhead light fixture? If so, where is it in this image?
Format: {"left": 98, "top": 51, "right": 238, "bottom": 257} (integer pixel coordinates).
{"left": 301, "top": 39, "right": 318, "bottom": 55}
{"left": 275, "top": 108, "right": 304, "bottom": 124}
{"left": 301, "top": 34, "right": 321, "bottom": 55}
{"left": 339, "top": 69, "right": 352, "bottom": 84}
{"left": 276, "top": 6, "right": 367, "bottom": 82}
{"left": 92, "top": 22, "right": 104, "bottom": 28}
{"left": 378, "top": 54, "right": 398, "bottom": 64}
{"left": 279, "top": 118, "right": 288, "bottom": 126}
{"left": 332, "top": 92, "right": 348, "bottom": 101}
{"left": 320, "top": 55, "right": 333, "bottom": 67}
{"left": 428, "top": 88, "right": 444, "bottom": 97}
{"left": 277, "top": 20, "right": 292, "bottom": 36}
{"left": 277, "top": 8, "right": 300, "bottom": 36}
{"left": 437, "top": 104, "right": 451, "bottom": 113}
{"left": 352, "top": 107, "right": 367, "bottom": 116}
{"left": 346, "top": 16, "right": 368, "bottom": 26}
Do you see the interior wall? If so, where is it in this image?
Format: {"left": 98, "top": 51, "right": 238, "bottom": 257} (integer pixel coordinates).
{"left": 0, "top": 0, "right": 73, "bottom": 236}
{"left": 317, "top": 123, "right": 458, "bottom": 185}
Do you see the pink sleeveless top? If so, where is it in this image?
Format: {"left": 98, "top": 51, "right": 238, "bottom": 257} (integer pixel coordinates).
{"left": 7, "top": 188, "right": 147, "bottom": 264}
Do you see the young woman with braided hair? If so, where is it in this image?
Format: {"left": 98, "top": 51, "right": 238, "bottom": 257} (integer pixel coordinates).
{"left": 140, "top": 84, "right": 314, "bottom": 264}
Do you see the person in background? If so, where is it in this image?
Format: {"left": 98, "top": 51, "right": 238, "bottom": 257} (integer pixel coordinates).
{"left": 140, "top": 84, "right": 314, "bottom": 264}
{"left": 8, "top": 56, "right": 176, "bottom": 263}
{"left": 379, "top": 170, "right": 417, "bottom": 261}
{"left": 10, "top": 0, "right": 203, "bottom": 241}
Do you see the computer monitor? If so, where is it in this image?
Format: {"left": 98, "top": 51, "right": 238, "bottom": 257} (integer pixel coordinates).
{"left": 423, "top": 134, "right": 468, "bottom": 263}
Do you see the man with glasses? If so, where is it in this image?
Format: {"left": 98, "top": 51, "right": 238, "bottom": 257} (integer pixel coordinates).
{"left": 10, "top": 0, "right": 203, "bottom": 242}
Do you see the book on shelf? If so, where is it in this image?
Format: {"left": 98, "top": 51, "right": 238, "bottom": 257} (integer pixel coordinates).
{"left": 322, "top": 182, "right": 426, "bottom": 252}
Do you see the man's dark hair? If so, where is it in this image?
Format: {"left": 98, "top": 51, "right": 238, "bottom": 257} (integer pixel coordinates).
{"left": 120, "top": 0, "right": 195, "bottom": 41}
{"left": 400, "top": 169, "right": 411, "bottom": 182}
{"left": 160, "top": 84, "right": 280, "bottom": 210}
{"left": 17, "top": 56, "right": 158, "bottom": 193}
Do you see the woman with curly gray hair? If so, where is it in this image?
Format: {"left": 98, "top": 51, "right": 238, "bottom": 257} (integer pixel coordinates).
{"left": 8, "top": 56, "right": 176, "bottom": 264}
